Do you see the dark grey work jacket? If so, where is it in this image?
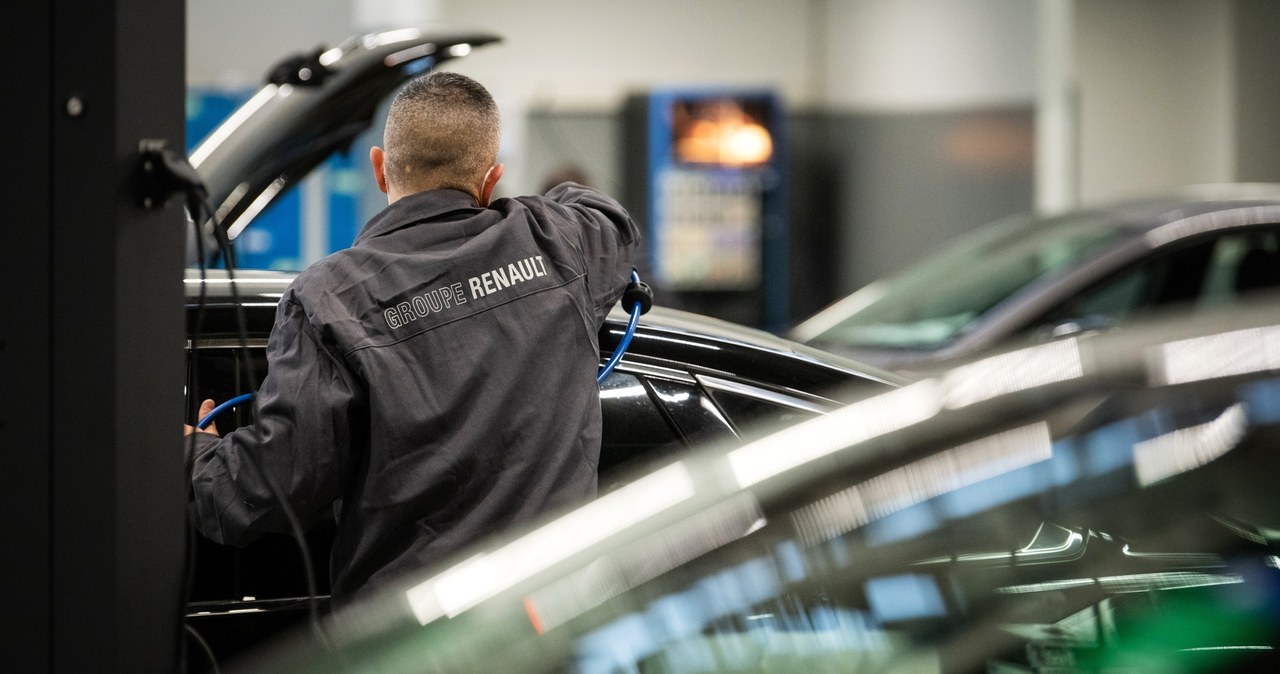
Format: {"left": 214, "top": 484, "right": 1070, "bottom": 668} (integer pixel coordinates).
{"left": 188, "top": 183, "right": 639, "bottom": 605}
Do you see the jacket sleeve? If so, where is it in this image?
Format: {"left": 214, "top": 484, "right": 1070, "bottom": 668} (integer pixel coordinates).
{"left": 186, "top": 296, "right": 361, "bottom": 547}
{"left": 543, "top": 181, "right": 641, "bottom": 324}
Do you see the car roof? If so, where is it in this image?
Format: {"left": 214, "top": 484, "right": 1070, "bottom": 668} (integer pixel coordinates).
{"left": 1048, "top": 183, "right": 1280, "bottom": 231}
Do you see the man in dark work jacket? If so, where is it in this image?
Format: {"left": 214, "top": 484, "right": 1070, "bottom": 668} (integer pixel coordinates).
{"left": 183, "top": 71, "right": 639, "bottom": 608}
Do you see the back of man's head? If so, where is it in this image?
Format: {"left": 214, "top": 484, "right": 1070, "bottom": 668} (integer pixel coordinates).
{"left": 383, "top": 71, "right": 501, "bottom": 196}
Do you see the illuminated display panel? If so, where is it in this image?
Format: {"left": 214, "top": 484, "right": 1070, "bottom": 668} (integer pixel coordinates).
{"left": 652, "top": 93, "right": 779, "bottom": 291}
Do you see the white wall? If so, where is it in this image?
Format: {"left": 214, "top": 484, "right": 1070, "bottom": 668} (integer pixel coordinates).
{"left": 188, "top": 0, "right": 1040, "bottom": 193}
{"left": 428, "top": 0, "right": 822, "bottom": 192}
{"left": 822, "top": 0, "right": 1037, "bottom": 112}
{"left": 189, "top": 0, "right": 1040, "bottom": 110}
{"left": 433, "top": 0, "right": 821, "bottom": 109}
{"left": 187, "top": 0, "right": 354, "bottom": 87}
{"left": 1074, "top": 0, "right": 1234, "bottom": 203}
{"left": 441, "top": 0, "right": 1038, "bottom": 192}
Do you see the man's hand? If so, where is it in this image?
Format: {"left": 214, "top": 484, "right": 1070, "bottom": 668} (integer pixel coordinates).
{"left": 183, "top": 399, "right": 220, "bottom": 437}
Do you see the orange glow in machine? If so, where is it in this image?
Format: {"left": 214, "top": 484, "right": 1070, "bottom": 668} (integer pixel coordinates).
{"left": 624, "top": 89, "right": 788, "bottom": 331}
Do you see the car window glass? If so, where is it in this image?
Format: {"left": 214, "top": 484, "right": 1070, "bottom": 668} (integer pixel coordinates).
{"left": 1200, "top": 235, "right": 1253, "bottom": 301}
{"left": 810, "top": 214, "right": 1131, "bottom": 351}
{"left": 1042, "top": 243, "right": 1207, "bottom": 325}
{"left": 598, "top": 373, "right": 685, "bottom": 491}
{"left": 645, "top": 376, "right": 739, "bottom": 449}
{"left": 1033, "top": 228, "right": 1280, "bottom": 334}
{"left": 187, "top": 348, "right": 266, "bottom": 427}
{"left": 187, "top": 347, "right": 336, "bottom": 603}
{"left": 1203, "top": 228, "right": 1280, "bottom": 303}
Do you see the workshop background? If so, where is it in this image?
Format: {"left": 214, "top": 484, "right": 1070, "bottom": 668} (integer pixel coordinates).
{"left": 8, "top": 2, "right": 1280, "bottom": 671}
{"left": 188, "top": 0, "right": 1280, "bottom": 325}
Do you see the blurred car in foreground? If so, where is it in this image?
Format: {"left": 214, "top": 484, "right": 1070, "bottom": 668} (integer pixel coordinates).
{"left": 238, "top": 298, "right": 1280, "bottom": 673}
{"left": 790, "top": 185, "right": 1280, "bottom": 374}
{"left": 181, "top": 27, "right": 903, "bottom": 669}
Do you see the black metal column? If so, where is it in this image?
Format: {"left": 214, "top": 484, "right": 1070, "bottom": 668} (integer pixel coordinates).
{"left": 1, "top": 1, "right": 187, "bottom": 671}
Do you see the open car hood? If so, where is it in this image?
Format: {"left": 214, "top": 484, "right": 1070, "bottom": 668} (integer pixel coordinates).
{"left": 190, "top": 27, "right": 500, "bottom": 248}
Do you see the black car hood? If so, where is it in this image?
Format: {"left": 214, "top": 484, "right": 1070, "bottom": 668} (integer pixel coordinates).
{"left": 189, "top": 27, "right": 500, "bottom": 250}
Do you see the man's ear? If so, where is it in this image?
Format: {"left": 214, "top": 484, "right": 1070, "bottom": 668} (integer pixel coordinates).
{"left": 370, "top": 146, "right": 388, "bottom": 195}
{"left": 479, "top": 163, "right": 504, "bottom": 207}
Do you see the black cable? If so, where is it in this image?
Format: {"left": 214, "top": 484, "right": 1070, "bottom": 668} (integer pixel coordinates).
{"left": 179, "top": 196, "right": 212, "bottom": 673}
{"left": 154, "top": 144, "right": 332, "bottom": 655}
{"left": 194, "top": 190, "right": 331, "bottom": 651}
{"left": 184, "top": 623, "right": 221, "bottom": 674}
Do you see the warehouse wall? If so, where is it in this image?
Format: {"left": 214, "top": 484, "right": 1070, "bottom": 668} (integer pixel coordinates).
{"left": 1069, "top": 0, "right": 1280, "bottom": 203}
{"left": 817, "top": 0, "right": 1036, "bottom": 293}
{"left": 1074, "top": 0, "right": 1234, "bottom": 203}
{"left": 432, "top": 0, "right": 1039, "bottom": 298}
{"left": 820, "top": 0, "right": 1036, "bottom": 112}
{"left": 1233, "top": 0, "right": 1280, "bottom": 183}
{"left": 186, "top": 0, "right": 1040, "bottom": 322}
{"left": 188, "top": 0, "right": 824, "bottom": 194}
{"left": 189, "top": 1, "right": 1280, "bottom": 325}
{"left": 187, "top": 0, "right": 354, "bottom": 87}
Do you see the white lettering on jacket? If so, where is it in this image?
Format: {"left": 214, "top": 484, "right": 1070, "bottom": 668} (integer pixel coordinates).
{"left": 468, "top": 255, "right": 548, "bottom": 300}
{"left": 383, "top": 282, "right": 468, "bottom": 330}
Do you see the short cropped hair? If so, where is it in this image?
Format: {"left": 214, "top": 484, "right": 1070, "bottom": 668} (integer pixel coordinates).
{"left": 383, "top": 72, "right": 501, "bottom": 194}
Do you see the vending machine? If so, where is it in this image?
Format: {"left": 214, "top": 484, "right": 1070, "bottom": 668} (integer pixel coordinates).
{"left": 623, "top": 88, "right": 788, "bottom": 331}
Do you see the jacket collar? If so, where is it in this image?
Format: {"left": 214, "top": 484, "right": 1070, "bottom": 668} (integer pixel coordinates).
{"left": 354, "top": 189, "right": 481, "bottom": 244}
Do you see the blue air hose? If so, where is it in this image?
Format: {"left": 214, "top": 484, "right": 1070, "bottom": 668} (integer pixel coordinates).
{"left": 597, "top": 270, "right": 652, "bottom": 383}
{"left": 196, "top": 392, "right": 255, "bottom": 430}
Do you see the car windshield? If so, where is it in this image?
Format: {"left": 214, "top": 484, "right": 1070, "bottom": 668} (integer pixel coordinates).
{"left": 808, "top": 214, "right": 1135, "bottom": 351}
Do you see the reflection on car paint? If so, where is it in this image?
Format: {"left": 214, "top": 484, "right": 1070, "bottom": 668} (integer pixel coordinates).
{"left": 1134, "top": 404, "right": 1246, "bottom": 486}
{"left": 728, "top": 380, "right": 942, "bottom": 488}
{"left": 405, "top": 461, "right": 699, "bottom": 625}
{"left": 940, "top": 337, "right": 1083, "bottom": 408}
{"left": 524, "top": 492, "right": 765, "bottom": 635}
{"left": 1152, "top": 324, "right": 1280, "bottom": 385}
{"left": 792, "top": 422, "right": 1053, "bottom": 547}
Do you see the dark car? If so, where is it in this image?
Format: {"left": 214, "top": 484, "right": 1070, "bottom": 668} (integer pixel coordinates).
{"left": 183, "top": 270, "right": 901, "bottom": 663}
{"left": 180, "top": 28, "right": 902, "bottom": 668}
{"left": 237, "top": 298, "right": 1280, "bottom": 673}
{"left": 790, "top": 186, "right": 1280, "bottom": 374}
